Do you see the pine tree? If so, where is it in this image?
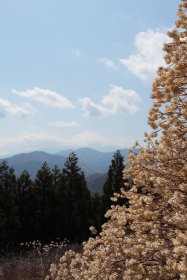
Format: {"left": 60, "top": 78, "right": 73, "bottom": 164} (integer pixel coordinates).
{"left": 103, "top": 150, "right": 124, "bottom": 197}
{"left": 50, "top": 165, "right": 65, "bottom": 240}
{"left": 34, "top": 161, "right": 53, "bottom": 241}
{"left": 62, "top": 152, "right": 93, "bottom": 242}
{"left": 0, "top": 161, "right": 20, "bottom": 250}
{"left": 46, "top": 1, "right": 187, "bottom": 279}
{"left": 102, "top": 150, "right": 128, "bottom": 212}
{"left": 17, "top": 170, "right": 37, "bottom": 242}
{"left": 91, "top": 192, "right": 103, "bottom": 232}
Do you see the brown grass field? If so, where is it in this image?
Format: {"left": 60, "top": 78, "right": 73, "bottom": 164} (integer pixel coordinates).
{"left": 0, "top": 242, "right": 81, "bottom": 280}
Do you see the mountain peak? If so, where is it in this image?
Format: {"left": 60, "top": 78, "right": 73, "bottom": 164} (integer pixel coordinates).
{"left": 1, "top": 147, "right": 129, "bottom": 178}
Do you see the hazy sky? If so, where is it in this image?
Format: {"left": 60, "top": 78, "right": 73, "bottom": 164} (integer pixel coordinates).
{"left": 0, "top": 0, "right": 180, "bottom": 156}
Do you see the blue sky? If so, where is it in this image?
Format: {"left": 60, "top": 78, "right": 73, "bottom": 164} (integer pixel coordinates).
{"left": 0, "top": 0, "right": 180, "bottom": 156}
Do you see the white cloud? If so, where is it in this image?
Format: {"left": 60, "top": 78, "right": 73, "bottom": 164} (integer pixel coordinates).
{"left": 80, "top": 97, "right": 108, "bottom": 117}
{"left": 0, "top": 131, "right": 59, "bottom": 156}
{"left": 0, "top": 98, "right": 33, "bottom": 118}
{"left": 48, "top": 120, "right": 79, "bottom": 128}
{"left": 12, "top": 87, "right": 74, "bottom": 110}
{"left": 0, "top": 130, "right": 111, "bottom": 156}
{"left": 67, "top": 131, "right": 111, "bottom": 147}
{"left": 99, "top": 58, "right": 117, "bottom": 70}
{"left": 72, "top": 49, "right": 82, "bottom": 57}
{"left": 119, "top": 29, "right": 170, "bottom": 82}
{"left": 80, "top": 85, "right": 141, "bottom": 117}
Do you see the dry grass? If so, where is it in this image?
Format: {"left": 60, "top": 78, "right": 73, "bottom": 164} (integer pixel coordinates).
{"left": 0, "top": 242, "right": 81, "bottom": 280}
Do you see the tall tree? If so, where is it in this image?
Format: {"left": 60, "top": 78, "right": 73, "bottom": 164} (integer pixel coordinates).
{"left": 34, "top": 161, "right": 53, "bottom": 241}
{"left": 102, "top": 150, "right": 128, "bottom": 213}
{"left": 103, "top": 150, "right": 124, "bottom": 198}
{"left": 50, "top": 165, "right": 65, "bottom": 240}
{"left": 17, "top": 170, "right": 37, "bottom": 242}
{"left": 91, "top": 192, "right": 103, "bottom": 232}
{"left": 62, "top": 152, "right": 93, "bottom": 241}
{"left": 0, "top": 161, "right": 20, "bottom": 250}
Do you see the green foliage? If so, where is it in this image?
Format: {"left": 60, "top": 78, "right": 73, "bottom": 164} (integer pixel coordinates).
{"left": 103, "top": 150, "right": 125, "bottom": 208}
{"left": 17, "top": 170, "right": 37, "bottom": 242}
{"left": 0, "top": 152, "right": 97, "bottom": 251}
{"left": 0, "top": 161, "right": 20, "bottom": 249}
{"left": 91, "top": 192, "right": 103, "bottom": 231}
{"left": 0, "top": 151, "right": 129, "bottom": 250}
{"left": 62, "top": 153, "right": 93, "bottom": 242}
{"left": 34, "top": 162, "right": 54, "bottom": 241}
{"left": 104, "top": 150, "right": 124, "bottom": 193}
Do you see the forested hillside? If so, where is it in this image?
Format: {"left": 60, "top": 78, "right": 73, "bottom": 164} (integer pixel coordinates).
{"left": 0, "top": 150, "right": 128, "bottom": 250}
{"left": 0, "top": 148, "right": 129, "bottom": 194}
{"left": 1, "top": 148, "right": 129, "bottom": 178}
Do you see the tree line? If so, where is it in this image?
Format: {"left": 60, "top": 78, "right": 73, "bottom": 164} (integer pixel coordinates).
{"left": 0, "top": 150, "right": 131, "bottom": 252}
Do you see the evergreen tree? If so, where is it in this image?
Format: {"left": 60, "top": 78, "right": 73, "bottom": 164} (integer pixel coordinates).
{"left": 34, "top": 161, "right": 53, "bottom": 241}
{"left": 103, "top": 150, "right": 124, "bottom": 197}
{"left": 50, "top": 165, "right": 65, "bottom": 240}
{"left": 51, "top": 165, "right": 62, "bottom": 188}
{"left": 62, "top": 152, "right": 93, "bottom": 242}
{"left": 0, "top": 161, "right": 20, "bottom": 250}
{"left": 17, "top": 170, "right": 37, "bottom": 242}
{"left": 102, "top": 150, "right": 128, "bottom": 213}
{"left": 91, "top": 192, "right": 103, "bottom": 232}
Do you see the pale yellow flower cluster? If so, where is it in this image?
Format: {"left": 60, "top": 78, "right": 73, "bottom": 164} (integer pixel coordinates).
{"left": 46, "top": 1, "right": 187, "bottom": 279}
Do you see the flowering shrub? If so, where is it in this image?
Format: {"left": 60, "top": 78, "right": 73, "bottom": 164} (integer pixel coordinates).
{"left": 46, "top": 1, "right": 187, "bottom": 279}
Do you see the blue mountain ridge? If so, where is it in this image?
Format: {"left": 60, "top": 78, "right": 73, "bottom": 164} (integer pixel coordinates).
{"left": 0, "top": 147, "right": 129, "bottom": 193}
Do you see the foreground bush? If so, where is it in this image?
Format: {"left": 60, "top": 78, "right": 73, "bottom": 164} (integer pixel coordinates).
{"left": 46, "top": 1, "right": 187, "bottom": 279}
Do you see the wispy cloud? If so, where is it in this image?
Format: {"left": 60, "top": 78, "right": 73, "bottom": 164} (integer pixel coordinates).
{"left": 67, "top": 131, "right": 111, "bottom": 147}
{"left": 80, "top": 85, "right": 141, "bottom": 117}
{"left": 0, "top": 130, "right": 111, "bottom": 156}
{"left": 72, "top": 49, "right": 82, "bottom": 57}
{"left": 48, "top": 120, "right": 79, "bottom": 128}
{"left": 12, "top": 87, "right": 74, "bottom": 110}
{"left": 0, "top": 98, "right": 33, "bottom": 118}
{"left": 99, "top": 58, "right": 117, "bottom": 70}
{"left": 119, "top": 28, "right": 169, "bottom": 82}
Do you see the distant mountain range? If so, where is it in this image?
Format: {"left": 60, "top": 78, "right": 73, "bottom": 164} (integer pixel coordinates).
{"left": 0, "top": 147, "right": 129, "bottom": 193}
